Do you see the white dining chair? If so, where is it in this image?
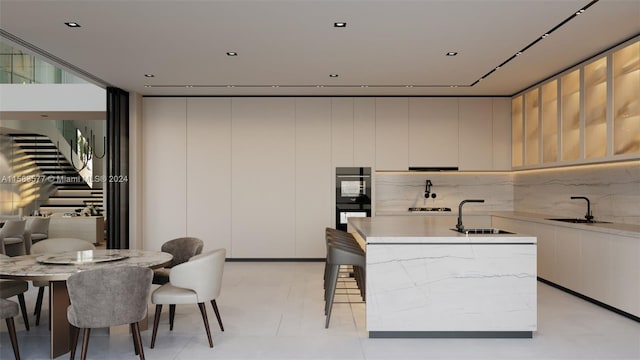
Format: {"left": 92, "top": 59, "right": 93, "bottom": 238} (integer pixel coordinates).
{"left": 150, "top": 248, "right": 226, "bottom": 349}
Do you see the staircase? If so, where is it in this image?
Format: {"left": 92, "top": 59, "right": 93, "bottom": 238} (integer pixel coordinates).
{"left": 6, "top": 133, "right": 104, "bottom": 215}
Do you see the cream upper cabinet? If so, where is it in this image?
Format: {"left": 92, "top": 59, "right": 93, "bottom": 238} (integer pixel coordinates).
{"left": 492, "top": 98, "right": 512, "bottom": 170}
{"left": 376, "top": 98, "right": 409, "bottom": 170}
{"left": 408, "top": 98, "right": 458, "bottom": 169}
{"left": 512, "top": 37, "right": 640, "bottom": 169}
{"left": 459, "top": 98, "right": 492, "bottom": 170}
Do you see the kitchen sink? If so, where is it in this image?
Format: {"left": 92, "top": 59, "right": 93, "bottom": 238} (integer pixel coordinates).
{"left": 545, "top": 218, "right": 611, "bottom": 224}
{"left": 451, "top": 228, "right": 514, "bottom": 235}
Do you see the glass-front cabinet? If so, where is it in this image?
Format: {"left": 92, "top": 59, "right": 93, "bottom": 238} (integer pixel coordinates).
{"left": 613, "top": 41, "right": 640, "bottom": 156}
{"left": 525, "top": 88, "right": 540, "bottom": 165}
{"left": 541, "top": 80, "right": 558, "bottom": 163}
{"left": 561, "top": 69, "right": 581, "bottom": 161}
{"left": 511, "top": 37, "right": 639, "bottom": 168}
{"left": 511, "top": 96, "right": 524, "bottom": 167}
{"left": 584, "top": 57, "right": 608, "bottom": 159}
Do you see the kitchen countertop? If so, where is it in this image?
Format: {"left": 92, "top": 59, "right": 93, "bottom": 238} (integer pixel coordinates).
{"left": 373, "top": 210, "right": 640, "bottom": 237}
{"left": 348, "top": 216, "right": 536, "bottom": 244}
{"left": 491, "top": 211, "right": 640, "bottom": 237}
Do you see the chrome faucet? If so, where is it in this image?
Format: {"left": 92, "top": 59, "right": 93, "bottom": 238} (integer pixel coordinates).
{"left": 571, "top": 196, "right": 594, "bottom": 222}
{"left": 456, "top": 199, "right": 485, "bottom": 232}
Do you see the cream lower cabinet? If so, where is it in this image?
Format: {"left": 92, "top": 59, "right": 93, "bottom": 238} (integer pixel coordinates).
{"left": 492, "top": 216, "right": 640, "bottom": 317}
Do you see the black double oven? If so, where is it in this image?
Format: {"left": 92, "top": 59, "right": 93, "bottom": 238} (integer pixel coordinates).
{"left": 335, "top": 167, "right": 371, "bottom": 231}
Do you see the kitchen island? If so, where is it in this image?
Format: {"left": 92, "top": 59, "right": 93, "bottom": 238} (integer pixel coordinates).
{"left": 348, "top": 215, "right": 537, "bottom": 338}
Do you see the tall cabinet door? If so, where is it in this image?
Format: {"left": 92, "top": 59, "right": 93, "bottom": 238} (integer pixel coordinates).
{"left": 459, "top": 98, "right": 493, "bottom": 170}
{"left": 331, "top": 98, "right": 355, "bottom": 167}
{"left": 409, "top": 98, "right": 459, "bottom": 168}
{"left": 295, "top": 98, "right": 332, "bottom": 257}
{"left": 142, "top": 98, "right": 187, "bottom": 251}
{"left": 376, "top": 98, "right": 409, "bottom": 170}
{"left": 186, "top": 98, "right": 232, "bottom": 253}
{"left": 353, "top": 98, "right": 376, "bottom": 167}
{"left": 231, "top": 98, "right": 296, "bottom": 258}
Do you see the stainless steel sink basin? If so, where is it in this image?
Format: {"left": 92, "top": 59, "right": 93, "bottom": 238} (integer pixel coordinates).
{"left": 545, "top": 218, "right": 611, "bottom": 224}
{"left": 451, "top": 228, "right": 514, "bottom": 235}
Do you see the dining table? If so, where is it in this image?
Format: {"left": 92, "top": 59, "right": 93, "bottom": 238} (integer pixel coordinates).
{"left": 0, "top": 249, "right": 172, "bottom": 359}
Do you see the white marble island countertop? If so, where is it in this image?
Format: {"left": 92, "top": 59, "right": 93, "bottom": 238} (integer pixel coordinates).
{"left": 348, "top": 216, "right": 536, "bottom": 244}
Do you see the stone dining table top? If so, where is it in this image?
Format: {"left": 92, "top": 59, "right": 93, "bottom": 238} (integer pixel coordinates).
{"left": 0, "top": 249, "right": 172, "bottom": 281}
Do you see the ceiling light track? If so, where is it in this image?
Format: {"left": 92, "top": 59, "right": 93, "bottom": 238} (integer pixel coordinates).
{"left": 145, "top": 84, "right": 471, "bottom": 89}
{"left": 470, "top": 0, "right": 600, "bottom": 87}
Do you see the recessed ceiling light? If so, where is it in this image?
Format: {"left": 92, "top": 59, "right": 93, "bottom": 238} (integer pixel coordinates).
{"left": 144, "top": 74, "right": 155, "bottom": 78}
{"left": 64, "top": 22, "right": 81, "bottom": 28}
{"left": 576, "top": 9, "right": 585, "bottom": 15}
{"left": 446, "top": 52, "right": 458, "bottom": 56}
{"left": 541, "top": 33, "right": 549, "bottom": 39}
{"left": 226, "top": 52, "right": 238, "bottom": 56}
{"left": 144, "top": 85, "right": 151, "bottom": 88}
{"left": 516, "top": 51, "right": 523, "bottom": 56}
{"left": 329, "top": 74, "right": 339, "bottom": 78}
{"left": 334, "top": 22, "right": 347, "bottom": 28}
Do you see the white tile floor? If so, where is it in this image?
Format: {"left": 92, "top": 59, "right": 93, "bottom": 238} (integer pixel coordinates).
{"left": 1, "top": 261, "right": 639, "bottom": 359}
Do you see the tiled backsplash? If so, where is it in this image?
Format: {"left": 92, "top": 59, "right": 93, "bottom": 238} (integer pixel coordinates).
{"left": 375, "top": 160, "right": 639, "bottom": 225}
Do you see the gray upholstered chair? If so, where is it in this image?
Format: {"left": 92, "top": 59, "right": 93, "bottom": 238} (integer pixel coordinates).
{"left": 1, "top": 298, "right": 21, "bottom": 360}
{"left": 152, "top": 237, "right": 203, "bottom": 330}
{"left": 153, "top": 237, "right": 204, "bottom": 285}
{"left": 150, "top": 248, "right": 226, "bottom": 349}
{"left": 25, "top": 217, "right": 50, "bottom": 244}
{"left": 0, "top": 220, "right": 27, "bottom": 256}
{"left": 30, "top": 238, "right": 96, "bottom": 326}
{"left": 0, "top": 254, "right": 29, "bottom": 332}
{"left": 66, "top": 266, "right": 153, "bottom": 360}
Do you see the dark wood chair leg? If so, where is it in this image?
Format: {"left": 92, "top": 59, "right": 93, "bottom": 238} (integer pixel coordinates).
{"left": 132, "top": 322, "right": 145, "bottom": 360}
{"left": 169, "top": 304, "right": 176, "bottom": 331}
{"left": 34, "top": 287, "right": 44, "bottom": 315}
{"left": 16, "top": 294, "right": 29, "bottom": 331}
{"left": 80, "top": 328, "right": 91, "bottom": 360}
{"left": 150, "top": 304, "right": 162, "bottom": 349}
{"left": 210, "top": 299, "right": 224, "bottom": 331}
{"left": 6, "top": 317, "right": 21, "bottom": 360}
{"left": 70, "top": 326, "right": 79, "bottom": 360}
{"left": 197, "top": 303, "right": 213, "bottom": 348}
{"left": 130, "top": 323, "right": 139, "bottom": 355}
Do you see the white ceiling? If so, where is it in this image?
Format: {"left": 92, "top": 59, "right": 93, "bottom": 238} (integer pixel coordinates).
{"left": 0, "top": 0, "right": 638, "bottom": 97}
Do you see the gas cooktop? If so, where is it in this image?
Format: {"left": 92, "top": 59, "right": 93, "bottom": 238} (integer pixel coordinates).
{"left": 408, "top": 207, "right": 452, "bottom": 212}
